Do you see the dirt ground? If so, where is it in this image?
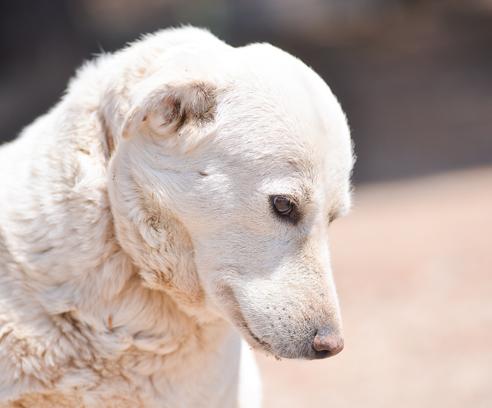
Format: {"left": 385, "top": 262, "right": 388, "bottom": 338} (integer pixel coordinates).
{"left": 256, "top": 167, "right": 492, "bottom": 408}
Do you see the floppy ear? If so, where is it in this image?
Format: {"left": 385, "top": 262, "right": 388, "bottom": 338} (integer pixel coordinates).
{"left": 122, "top": 81, "right": 216, "bottom": 140}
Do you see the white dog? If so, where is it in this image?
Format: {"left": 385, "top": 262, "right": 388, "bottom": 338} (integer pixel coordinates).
{"left": 0, "top": 27, "right": 354, "bottom": 407}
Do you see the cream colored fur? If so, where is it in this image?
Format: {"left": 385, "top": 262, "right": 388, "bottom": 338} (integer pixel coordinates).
{"left": 0, "top": 27, "right": 353, "bottom": 407}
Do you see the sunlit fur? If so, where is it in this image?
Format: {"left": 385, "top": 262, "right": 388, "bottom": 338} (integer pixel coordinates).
{"left": 0, "top": 27, "right": 353, "bottom": 407}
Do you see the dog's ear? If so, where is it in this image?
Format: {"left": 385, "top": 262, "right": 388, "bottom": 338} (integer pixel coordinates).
{"left": 122, "top": 81, "right": 216, "bottom": 140}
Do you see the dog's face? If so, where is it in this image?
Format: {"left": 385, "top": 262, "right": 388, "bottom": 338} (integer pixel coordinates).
{"left": 108, "top": 42, "right": 353, "bottom": 360}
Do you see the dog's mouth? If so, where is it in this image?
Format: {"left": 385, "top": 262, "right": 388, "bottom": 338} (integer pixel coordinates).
{"left": 236, "top": 310, "right": 273, "bottom": 354}
{"left": 216, "top": 285, "right": 274, "bottom": 355}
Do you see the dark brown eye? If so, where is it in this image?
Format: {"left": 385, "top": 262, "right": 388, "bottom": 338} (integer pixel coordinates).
{"left": 270, "top": 195, "right": 300, "bottom": 224}
{"left": 272, "top": 196, "right": 294, "bottom": 215}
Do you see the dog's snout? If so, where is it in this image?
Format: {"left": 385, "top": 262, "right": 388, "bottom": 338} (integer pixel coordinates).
{"left": 312, "top": 327, "right": 344, "bottom": 359}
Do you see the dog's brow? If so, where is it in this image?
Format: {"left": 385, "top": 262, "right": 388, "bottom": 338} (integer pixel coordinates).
{"left": 280, "top": 181, "right": 313, "bottom": 206}
{"left": 299, "top": 183, "right": 313, "bottom": 204}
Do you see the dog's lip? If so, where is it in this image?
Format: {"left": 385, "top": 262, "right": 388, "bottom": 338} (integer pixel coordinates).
{"left": 238, "top": 316, "right": 273, "bottom": 353}
{"left": 217, "top": 284, "right": 274, "bottom": 354}
{"left": 231, "top": 301, "right": 274, "bottom": 353}
{"left": 312, "top": 349, "right": 331, "bottom": 359}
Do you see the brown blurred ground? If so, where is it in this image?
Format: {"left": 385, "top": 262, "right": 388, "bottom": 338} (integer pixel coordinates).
{"left": 257, "top": 167, "right": 492, "bottom": 408}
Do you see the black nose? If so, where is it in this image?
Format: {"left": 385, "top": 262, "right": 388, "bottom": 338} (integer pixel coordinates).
{"left": 312, "top": 327, "right": 344, "bottom": 358}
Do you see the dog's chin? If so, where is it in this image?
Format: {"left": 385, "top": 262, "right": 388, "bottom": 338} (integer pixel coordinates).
{"left": 232, "top": 318, "right": 333, "bottom": 361}
{"left": 224, "top": 304, "right": 276, "bottom": 357}
{"left": 234, "top": 319, "right": 275, "bottom": 356}
{"left": 215, "top": 285, "right": 275, "bottom": 355}
{"left": 215, "top": 285, "right": 318, "bottom": 359}
{"left": 238, "top": 329, "right": 330, "bottom": 360}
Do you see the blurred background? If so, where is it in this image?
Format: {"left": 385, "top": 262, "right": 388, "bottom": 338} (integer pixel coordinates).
{"left": 0, "top": 1, "right": 490, "bottom": 406}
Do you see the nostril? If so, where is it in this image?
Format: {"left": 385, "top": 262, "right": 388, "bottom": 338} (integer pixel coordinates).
{"left": 312, "top": 328, "right": 344, "bottom": 357}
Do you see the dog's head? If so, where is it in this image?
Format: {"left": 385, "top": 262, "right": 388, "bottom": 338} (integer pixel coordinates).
{"left": 107, "top": 37, "right": 354, "bottom": 360}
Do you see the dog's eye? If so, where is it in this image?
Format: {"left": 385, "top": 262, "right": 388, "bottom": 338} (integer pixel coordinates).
{"left": 272, "top": 196, "right": 293, "bottom": 215}
{"left": 271, "top": 195, "right": 300, "bottom": 224}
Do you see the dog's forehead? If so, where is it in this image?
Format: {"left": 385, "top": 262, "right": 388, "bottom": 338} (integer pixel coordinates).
{"left": 212, "top": 45, "right": 354, "bottom": 213}
{"left": 217, "top": 47, "right": 353, "bottom": 182}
